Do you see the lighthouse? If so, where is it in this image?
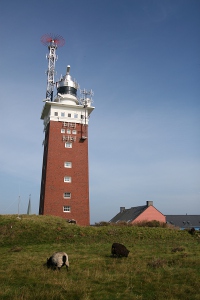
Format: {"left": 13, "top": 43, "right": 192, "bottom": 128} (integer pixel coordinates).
{"left": 39, "top": 35, "right": 94, "bottom": 225}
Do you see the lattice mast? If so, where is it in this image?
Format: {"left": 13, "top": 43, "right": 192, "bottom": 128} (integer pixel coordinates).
{"left": 41, "top": 34, "right": 65, "bottom": 101}
{"left": 80, "top": 89, "right": 94, "bottom": 126}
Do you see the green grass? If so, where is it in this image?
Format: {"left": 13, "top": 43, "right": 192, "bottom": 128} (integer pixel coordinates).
{"left": 0, "top": 214, "right": 200, "bottom": 300}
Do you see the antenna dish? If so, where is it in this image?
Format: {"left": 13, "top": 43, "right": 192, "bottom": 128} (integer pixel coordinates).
{"left": 41, "top": 33, "right": 65, "bottom": 47}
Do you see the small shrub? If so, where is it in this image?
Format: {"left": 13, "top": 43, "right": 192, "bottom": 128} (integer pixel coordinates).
{"left": 95, "top": 220, "right": 169, "bottom": 228}
{"left": 147, "top": 258, "right": 167, "bottom": 268}
{"left": 10, "top": 246, "right": 23, "bottom": 252}
{"left": 133, "top": 220, "right": 168, "bottom": 228}
{"left": 113, "top": 221, "right": 130, "bottom": 226}
{"left": 172, "top": 247, "right": 185, "bottom": 253}
{"left": 94, "top": 221, "right": 110, "bottom": 226}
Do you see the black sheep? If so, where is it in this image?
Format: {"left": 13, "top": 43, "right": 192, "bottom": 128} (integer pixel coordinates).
{"left": 111, "top": 243, "right": 130, "bottom": 257}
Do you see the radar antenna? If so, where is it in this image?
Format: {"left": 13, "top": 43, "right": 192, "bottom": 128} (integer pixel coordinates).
{"left": 41, "top": 33, "right": 65, "bottom": 101}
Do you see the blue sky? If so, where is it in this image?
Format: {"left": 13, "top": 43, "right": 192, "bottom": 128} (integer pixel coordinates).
{"left": 0, "top": 0, "right": 199, "bottom": 224}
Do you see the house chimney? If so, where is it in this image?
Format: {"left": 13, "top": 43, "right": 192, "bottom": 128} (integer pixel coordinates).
{"left": 120, "top": 207, "right": 125, "bottom": 213}
{"left": 146, "top": 201, "right": 153, "bottom": 207}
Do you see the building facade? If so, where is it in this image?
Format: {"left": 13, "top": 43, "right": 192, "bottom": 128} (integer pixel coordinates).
{"left": 39, "top": 66, "right": 94, "bottom": 225}
{"left": 110, "top": 201, "right": 166, "bottom": 224}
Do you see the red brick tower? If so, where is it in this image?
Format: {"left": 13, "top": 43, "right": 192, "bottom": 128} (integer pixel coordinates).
{"left": 39, "top": 65, "right": 94, "bottom": 225}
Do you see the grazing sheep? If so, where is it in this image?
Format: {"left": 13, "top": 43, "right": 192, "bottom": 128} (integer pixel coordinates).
{"left": 68, "top": 219, "right": 77, "bottom": 224}
{"left": 188, "top": 227, "right": 196, "bottom": 235}
{"left": 111, "top": 243, "right": 130, "bottom": 258}
{"left": 46, "top": 252, "right": 69, "bottom": 270}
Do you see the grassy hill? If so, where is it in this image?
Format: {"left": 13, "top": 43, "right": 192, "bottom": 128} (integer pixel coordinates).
{"left": 0, "top": 214, "right": 199, "bottom": 300}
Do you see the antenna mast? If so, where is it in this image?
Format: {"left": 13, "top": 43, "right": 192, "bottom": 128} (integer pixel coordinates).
{"left": 41, "top": 33, "right": 65, "bottom": 101}
{"left": 80, "top": 89, "right": 94, "bottom": 106}
{"left": 80, "top": 89, "right": 94, "bottom": 136}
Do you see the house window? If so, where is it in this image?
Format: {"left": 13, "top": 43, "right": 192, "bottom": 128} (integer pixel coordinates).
{"left": 72, "top": 130, "right": 77, "bottom": 134}
{"left": 67, "top": 129, "right": 71, "bottom": 134}
{"left": 68, "top": 113, "right": 71, "bottom": 117}
{"left": 61, "top": 129, "right": 65, "bottom": 133}
{"left": 61, "top": 112, "right": 65, "bottom": 117}
{"left": 74, "top": 113, "right": 78, "bottom": 118}
{"left": 63, "top": 206, "right": 71, "bottom": 212}
{"left": 64, "top": 176, "right": 71, "bottom": 183}
{"left": 64, "top": 192, "right": 71, "bottom": 198}
{"left": 81, "top": 115, "right": 84, "bottom": 119}
{"left": 64, "top": 161, "right": 72, "bottom": 168}
{"left": 65, "top": 142, "right": 72, "bottom": 148}
{"left": 54, "top": 112, "right": 58, "bottom": 116}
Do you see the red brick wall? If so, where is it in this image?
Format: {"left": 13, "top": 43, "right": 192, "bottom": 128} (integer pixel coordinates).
{"left": 39, "top": 121, "right": 90, "bottom": 226}
{"left": 133, "top": 206, "right": 166, "bottom": 223}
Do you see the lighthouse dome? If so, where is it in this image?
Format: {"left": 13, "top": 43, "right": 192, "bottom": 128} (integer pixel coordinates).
{"left": 55, "top": 65, "right": 79, "bottom": 105}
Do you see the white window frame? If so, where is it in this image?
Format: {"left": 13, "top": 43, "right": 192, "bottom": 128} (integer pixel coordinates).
{"left": 64, "top": 161, "right": 72, "bottom": 168}
{"left": 63, "top": 206, "right": 71, "bottom": 212}
{"left": 67, "top": 129, "right": 71, "bottom": 134}
{"left": 61, "top": 112, "right": 65, "bottom": 117}
{"left": 64, "top": 192, "right": 71, "bottom": 198}
{"left": 68, "top": 113, "right": 71, "bottom": 117}
{"left": 72, "top": 130, "right": 77, "bottom": 134}
{"left": 61, "top": 129, "right": 65, "bottom": 133}
{"left": 54, "top": 112, "right": 58, "bottom": 116}
{"left": 65, "top": 142, "right": 72, "bottom": 148}
{"left": 64, "top": 176, "right": 71, "bottom": 183}
{"left": 74, "top": 113, "right": 78, "bottom": 118}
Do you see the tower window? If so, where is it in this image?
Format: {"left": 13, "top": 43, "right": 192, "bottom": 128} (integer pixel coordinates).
{"left": 61, "top": 129, "right": 65, "bottom": 133}
{"left": 61, "top": 112, "right": 65, "bottom": 117}
{"left": 64, "top": 162, "right": 72, "bottom": 168}
{"left": 72, "top": 130, "right": 77, "bottom": 134}
{"left": 74, "top": 113, "right": 78, "bottom": 118}
{"left": 64, "top": 192, "right": 71, "bottom": 198}
{"left": 63, "top": 206, "right": 71, "bottom": 212}
{"left": 65, "top": 142, "right": 72, "bottom": 148}
{"left": 68, "top": 113, "right": 71, "bottom": 117}
{"left": 67, "top": 129, "right": 71, "bottom": 134}
{"left": 54, "top": 112, "right": 58, "bottom": 116}
{"left": 64, "top": 176, "right": 71, "bottom": 183}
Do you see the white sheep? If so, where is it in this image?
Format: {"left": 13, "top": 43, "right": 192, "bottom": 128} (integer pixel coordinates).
{"left": 46, "top": 252, "right": 69, "bottom": 270}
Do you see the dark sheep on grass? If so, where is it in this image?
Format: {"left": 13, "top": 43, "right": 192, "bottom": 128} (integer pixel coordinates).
{"left": 111, "top": 243, "right": 130, "bottom": 258}
{"left": 188, "top": 227, "right": 196, "bottom": 235}
{"left": 46, "top": 252, "right": 69, "bottom": 271}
